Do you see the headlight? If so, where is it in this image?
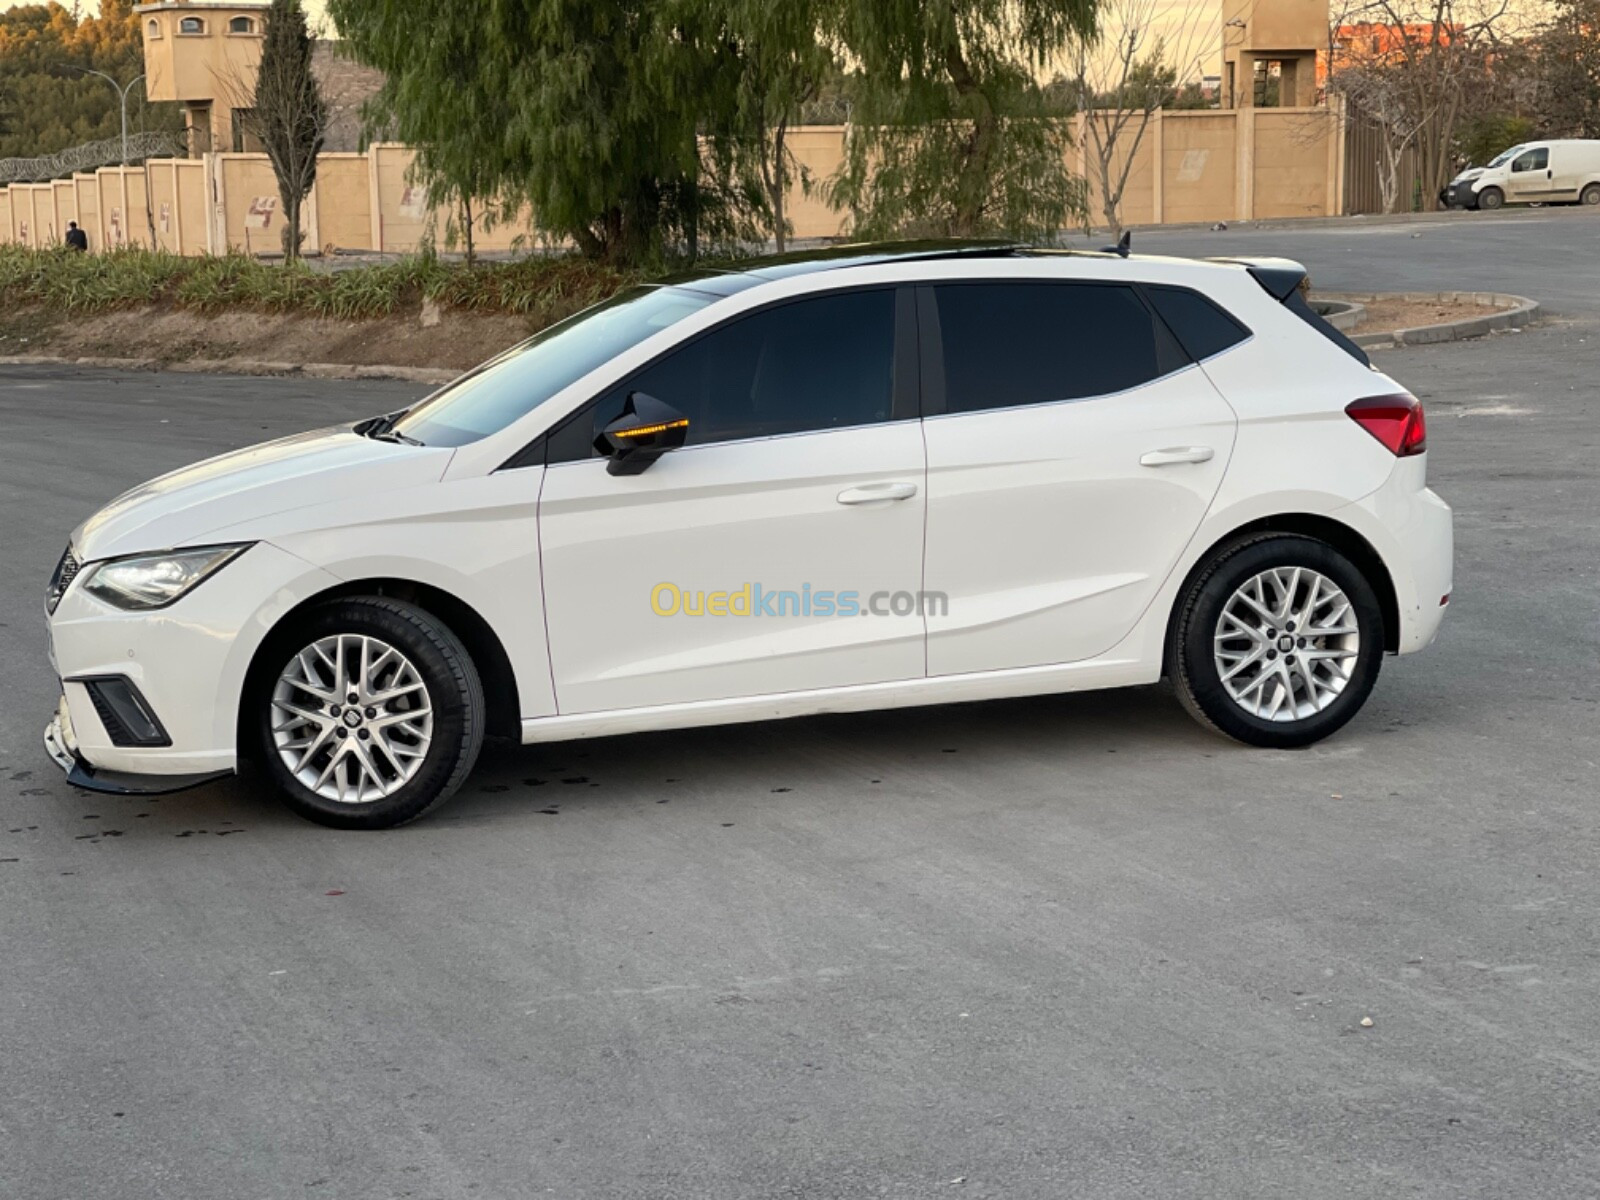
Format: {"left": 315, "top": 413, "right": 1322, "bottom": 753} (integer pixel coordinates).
{"left": 80, "top": 545, "right": 249, "bottom": 611}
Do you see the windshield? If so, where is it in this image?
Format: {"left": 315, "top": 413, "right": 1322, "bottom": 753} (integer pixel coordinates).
{"left": 1486, "top": 144, "right": 1527, "bottom": 168}
{"left": 393, "top": 285, "right": 715, "bottom": 447}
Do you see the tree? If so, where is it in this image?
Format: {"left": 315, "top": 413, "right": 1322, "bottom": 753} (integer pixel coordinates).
{"left": 1062, "top": 0, "right": 1217, "bottom": 235}
{"left": 718, "top": 0, "right": 835, "bottom": 252}
{"left": 245, "top": 0, "right": 326, "bottom": 261}
{"left": 1330, "top": 60, "right": 1430, "bottom": 212}
{"left": 329, "top": 0, "right": 741, "bottom": 265}
{"left": 1456, "top": 111, "right": 1535, "bottom": 165}
{"left": 1328, "top": 0, "right": 1523, "bottom": 212}
{"left": 825, "top": 0, "right": 1096, "bottom": 241}
{"left": 1534, "top": 0, "right": 1600, "bottom": 137}
{"left": 0, "top": 0, "right": 179, "bottom": 161}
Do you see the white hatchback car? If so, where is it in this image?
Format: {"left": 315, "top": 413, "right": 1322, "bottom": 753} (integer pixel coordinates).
{"left": 44, "top": 242, "right": 1452, "bottom": 828}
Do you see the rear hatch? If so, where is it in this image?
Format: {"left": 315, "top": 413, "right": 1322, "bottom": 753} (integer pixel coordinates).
{"left": 1209, "top": 256, "right": 1371, "bottom": 367}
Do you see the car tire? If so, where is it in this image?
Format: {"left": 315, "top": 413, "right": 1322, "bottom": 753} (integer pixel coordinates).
{"left": 1581, "top": 184, "right": 1600, "bottom": 207}
{"left": 255, "top": 597, "right": 485, "bottom": 829}
{"left": 1169, "top": 535, "right": 1385, "bottom": 749}
{"left": 1476, "top": 186, "right": 1504, "bottom": 211}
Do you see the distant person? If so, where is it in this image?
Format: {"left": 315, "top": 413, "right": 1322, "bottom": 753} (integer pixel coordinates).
{"left": 64, "top": 222, "right": 88, "bottom": 252}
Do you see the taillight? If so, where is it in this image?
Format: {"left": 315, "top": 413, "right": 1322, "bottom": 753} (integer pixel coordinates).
{"left": 1346, "top": 393, "right": 1426, "bottom": 457}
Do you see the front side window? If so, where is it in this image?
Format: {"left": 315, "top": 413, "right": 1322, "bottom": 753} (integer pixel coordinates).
{"left": 394, "top": 286, "right": 714, "bottom": 447}
{"left": 615, "top": 288, "right": 896, "bottom": 448}
{"left": 1512, "top": 148, "right": 1548, "bottom": 172}
{"left": 933, "top": 283, "right": 1169, "bottom": 414}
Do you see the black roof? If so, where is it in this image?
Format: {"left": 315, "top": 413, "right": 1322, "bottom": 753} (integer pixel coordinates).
{"left": 661, "top": 239, "right": 1027, "bottom": 296}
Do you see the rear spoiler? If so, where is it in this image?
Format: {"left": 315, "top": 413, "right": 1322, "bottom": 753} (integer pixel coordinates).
{"left": 1209, "top": 256, "right": 1371, "bottom": 367}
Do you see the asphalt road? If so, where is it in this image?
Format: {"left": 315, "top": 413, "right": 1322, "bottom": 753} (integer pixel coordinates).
{"left": 3, "top": 213, "right": 1599, "bottom": 1199}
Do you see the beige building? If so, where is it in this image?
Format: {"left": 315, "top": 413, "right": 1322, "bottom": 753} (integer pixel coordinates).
{"left": 1221, "top": 0, "right": 1326, "bottom": 108}
{"left": 136, "top": 1, "right": 269, "bottom": 155}
{"left": 135, "top": 0, "right": 382, "bottom": 156}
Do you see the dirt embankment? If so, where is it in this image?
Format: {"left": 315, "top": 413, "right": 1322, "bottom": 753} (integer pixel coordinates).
{"left": 0, "top": 291, "right": 1518, "bottom": 377}
{"left": 0, "top": 303, "right": 536, "bottom": 374}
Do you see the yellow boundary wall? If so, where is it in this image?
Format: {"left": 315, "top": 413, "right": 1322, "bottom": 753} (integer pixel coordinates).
{"left": 0, "top": 110, "right": 1343, "bottom": 253}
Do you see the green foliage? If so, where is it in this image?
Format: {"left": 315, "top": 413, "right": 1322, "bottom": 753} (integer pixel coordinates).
{"left": 328, "top": 0, "right": 749, "bottom": 265}
{"left": 327, "top": 0, "right": 1099, "bottom": 260}
{"left": 0, "top": 1, "right": 181, "bottom": 161}
{"left": 1535, "top": 0, "right": 1600, "bottom": 138}
{"left": 251, "top": 0, "right": 326, "bottom": 262}
{"left": 825, "top": 0, "right": 1096, "bottom": 240}
{"left": 0, "top": 244, "right": 638, "bottom": 327}
{"left": 713, "top": 0, "right": 838, "bottom": 250}
{"left": 1456, "top": 114, "right": 1536, "bottom": 167}
{"left": 0, "top": 243, "right": 189, "bottom": 311}
{"left": 1094, "top": 54, "right": 1178, "bottom": 110}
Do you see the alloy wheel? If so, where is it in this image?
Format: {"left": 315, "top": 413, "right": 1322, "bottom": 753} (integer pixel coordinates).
{"left": 270, "top": 634, "right": 434, "bottom": 803}
{"left": 1213, "top": 567, "right": 1361, "bottom": 722}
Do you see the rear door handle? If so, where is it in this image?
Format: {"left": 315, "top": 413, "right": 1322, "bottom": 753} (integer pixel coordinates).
{"left": 1140, "top": 446, "right": 1214, "bottom": 467}
{"left": 837, "top": 481, "right": 918, "bottom": 506}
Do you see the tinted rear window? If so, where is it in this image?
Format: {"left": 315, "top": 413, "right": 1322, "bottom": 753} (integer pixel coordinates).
{"left": 933, "top": 283, "right": 1165, "bottom": 413}
{"left": 1144, "top": 285, "right": 1251, "bottom": 360}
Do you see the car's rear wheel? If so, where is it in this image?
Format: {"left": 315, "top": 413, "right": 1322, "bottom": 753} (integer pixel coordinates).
{"left": 257, "top": 597, "right": 484, "bottom": 829}
{"left": 1581, "top": 183, "right": 1600, "bottom": 207}
{"left": 1476, "top": 186, "right": 1504, "bottom": 211}
{"left": 1170, "top": 535, "right": 1385, "bottom": 748}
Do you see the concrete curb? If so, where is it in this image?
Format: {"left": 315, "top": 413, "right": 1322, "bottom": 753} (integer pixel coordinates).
{"left": 1312, "top": 298, "right": 1367, "bottom": 332}
{"left": 1322, "top": 292, "right": 1542, "bottom": 349}
{"left": 0, "top": 353, "right": 458, "bottom": 386}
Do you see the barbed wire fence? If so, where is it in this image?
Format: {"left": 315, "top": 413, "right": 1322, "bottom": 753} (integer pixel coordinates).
{"left": 0, "top": 131, "right": 186, "bottom": 186}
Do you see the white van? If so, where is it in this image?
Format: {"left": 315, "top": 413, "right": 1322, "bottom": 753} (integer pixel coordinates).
{"left": 1444, "top": 140, "right": 1600, "bottom": 210}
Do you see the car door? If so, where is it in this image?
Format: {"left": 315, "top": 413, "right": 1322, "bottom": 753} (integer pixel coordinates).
{"left": 919, "top": 279, "right": 1238, "bottom": 677}
{"left": 1545, "top": 145, "right": 1583, "bottom": 200}
{"left": 1506, "top": 147, "right": 1551, "bottom": 202}
{"left": 537, "top": 285, "right": 928, "bottom": 715}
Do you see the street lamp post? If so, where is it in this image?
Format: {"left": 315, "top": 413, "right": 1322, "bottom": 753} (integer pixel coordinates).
{"left": 73, "top": 69, "right": 147, "bottom": 165}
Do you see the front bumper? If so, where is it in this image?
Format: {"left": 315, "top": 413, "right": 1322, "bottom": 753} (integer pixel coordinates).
{"left": 45, "top": 540, "right": 343, "bottom": 784}
{"left": 1442, "top": 180, "right": 1480, "bottom": 209}
{"left": 44, "top": 694, "right": 229, "bottom": 795}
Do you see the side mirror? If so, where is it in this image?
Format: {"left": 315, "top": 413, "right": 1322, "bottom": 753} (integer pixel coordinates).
{"left": 595, "top": 391, "right": 690, "bottom": 476}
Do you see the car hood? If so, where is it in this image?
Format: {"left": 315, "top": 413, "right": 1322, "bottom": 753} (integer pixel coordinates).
{"left": 1453, "top": 166, "right": 1486, "bottom": 183}
{"left": 73, "top": 425, "right": 455, "bottom": 562}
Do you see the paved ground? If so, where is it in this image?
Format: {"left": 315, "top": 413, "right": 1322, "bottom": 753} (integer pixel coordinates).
{"left": 3, "top": 212, "right": 1598, "bottom": 1199}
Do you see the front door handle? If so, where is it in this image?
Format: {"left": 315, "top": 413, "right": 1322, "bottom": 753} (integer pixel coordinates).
{"left": 837, "top": 481, "right": 918, "bottom": 506}
{"left": 1140, "top": 446, "right": 1215, "bottom": 467}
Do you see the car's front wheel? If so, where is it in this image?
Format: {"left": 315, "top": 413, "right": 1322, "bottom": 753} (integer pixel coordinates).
{"left": 256, "top": 597, "right": 485, "bottom": 829}
{"left": 1169, "top": 535, "right": 1385, "bottom": 748}
{"left": 1476, "top": 186, "right": 1505, "bottom": 211}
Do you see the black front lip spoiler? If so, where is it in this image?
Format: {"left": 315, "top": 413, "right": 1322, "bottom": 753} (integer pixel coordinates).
{"left": 67, "top": 760, "right": 232, "bottom": 797}
{"left": 45, "top": 704, "right": 231, "bottom": 796}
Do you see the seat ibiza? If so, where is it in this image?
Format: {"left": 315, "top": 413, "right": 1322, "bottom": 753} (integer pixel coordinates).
{"left": 43, "top": 242, "right": 1452, "bottom": 828}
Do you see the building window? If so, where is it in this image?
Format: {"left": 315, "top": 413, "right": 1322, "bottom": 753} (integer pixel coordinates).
{"left": 146, "top": 19, "right": 162, "bottom": 39}
{"left": 229, "top": 16, "right": 256, "bottom": 34}
{"left": 178, "top": 16, "right": 205, "bottom": 35}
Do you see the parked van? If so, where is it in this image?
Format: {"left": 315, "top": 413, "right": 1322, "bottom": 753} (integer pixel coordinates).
{"left": 1442, "top": 140, "right": 1600, "bottom": 210}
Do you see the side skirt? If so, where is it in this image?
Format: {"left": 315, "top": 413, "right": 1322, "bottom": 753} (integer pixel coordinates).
{"left": 521, "top": 654, "right": 1158, "bottom": 744}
